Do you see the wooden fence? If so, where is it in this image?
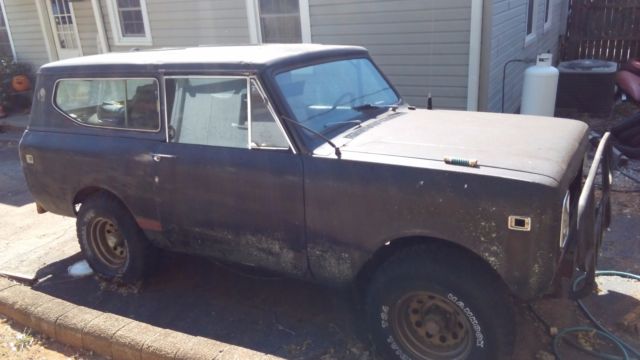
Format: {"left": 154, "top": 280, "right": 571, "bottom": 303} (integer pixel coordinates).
{"left": 562, "top": 0, "right": 640, "bottom": 63}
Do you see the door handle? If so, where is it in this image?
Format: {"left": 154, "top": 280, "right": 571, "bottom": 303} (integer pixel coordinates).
{"left": 151, "top": 153, "right": 176, "bottom": 162}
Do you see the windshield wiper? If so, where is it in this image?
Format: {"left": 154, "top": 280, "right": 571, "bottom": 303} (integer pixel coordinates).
{"left": 280, "top": 115, "right": 342, "bottom": 159}
{"left": 352, "top": 103, "right": 399, "bottom": 112}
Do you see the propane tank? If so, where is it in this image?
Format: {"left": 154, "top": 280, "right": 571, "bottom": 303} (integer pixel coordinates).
{"left": 520, "top": 53, "right": 559, "bottom": 117}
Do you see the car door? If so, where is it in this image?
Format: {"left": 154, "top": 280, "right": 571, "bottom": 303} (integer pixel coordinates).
{"left": 152, "top": 76, "right": 307, "bottom": 276}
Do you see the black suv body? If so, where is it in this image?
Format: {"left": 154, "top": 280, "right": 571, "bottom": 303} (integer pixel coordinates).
{"left": 20, "top": 44, "right": 612, "bottom": 360}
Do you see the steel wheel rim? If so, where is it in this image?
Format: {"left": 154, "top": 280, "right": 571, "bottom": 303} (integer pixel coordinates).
{"left": 89, "top": 217, "right": 127, "bottom": 270}
{"left": 391, "top": 291, "right": 473, "bottom": 359}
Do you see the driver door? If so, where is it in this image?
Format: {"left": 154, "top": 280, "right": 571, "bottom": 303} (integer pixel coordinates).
{"left": 152, "top": 76, "right": 307, "bottom": 276}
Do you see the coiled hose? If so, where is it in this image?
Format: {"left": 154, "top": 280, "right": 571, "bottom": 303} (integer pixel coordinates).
{"left": 553, "top": 271, "right": 640, "bottom": 360}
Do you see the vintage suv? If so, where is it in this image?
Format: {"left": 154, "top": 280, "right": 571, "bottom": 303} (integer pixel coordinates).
{"left": 20, "top": 45, "right": 612, "bottom": 360}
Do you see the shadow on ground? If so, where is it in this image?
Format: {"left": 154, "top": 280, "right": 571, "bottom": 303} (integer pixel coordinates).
{"left": 31, "top": 252, "right": 373, "bottom": 359}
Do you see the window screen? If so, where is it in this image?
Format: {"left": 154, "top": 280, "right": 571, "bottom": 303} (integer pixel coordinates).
{"left": 116, "top": 0, "right": 146, "bottom": 36}
{"left": 527, "top": 0, "right": 535, "bottom": 36}
{"left": 167, "top": 77, "right": 249, "bottom": 148}
{"left": 54, "top": 78, "right": 160, "bottom": 131}
{"left": 258, "top": 0, "right": 302, "bottom": 43}
{"left": 544, "top": 0, "right": 551, "bottom": 24}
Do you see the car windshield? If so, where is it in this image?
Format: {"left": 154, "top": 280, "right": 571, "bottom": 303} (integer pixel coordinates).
{"left": 274, "top": 58, "right": 400, "bottom": 138}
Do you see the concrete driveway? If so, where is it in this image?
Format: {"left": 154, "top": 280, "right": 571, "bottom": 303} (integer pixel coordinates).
{"left": 1, "top": 127, "right": 639, "bottom": 359}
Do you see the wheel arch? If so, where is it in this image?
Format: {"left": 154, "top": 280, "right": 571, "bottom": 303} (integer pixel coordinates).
{"left": 354, "top": 236, "right": 510, "bottom": 296}
{"left": 72, "top": 186, "right": 131, "bottom": 216}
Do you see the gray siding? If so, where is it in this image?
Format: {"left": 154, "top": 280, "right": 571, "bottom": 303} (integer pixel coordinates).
{"left": 309, "top": 0, "right": 472, "bottom": 110}
{"left": 72, "top": 1, "right": 99, "bottom": 56}
{"left": 102, "top": 0, "right": 251, "bottom": 52}
{"left": 3, "top": 0, "right": 49, "bottom": 67}
{"left": 483, "top": 0, "right": 569, "bottom": 113}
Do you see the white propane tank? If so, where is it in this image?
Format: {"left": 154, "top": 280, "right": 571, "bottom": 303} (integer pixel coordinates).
{"left": 520, "top": 53, "right": 559, "bottom": 117}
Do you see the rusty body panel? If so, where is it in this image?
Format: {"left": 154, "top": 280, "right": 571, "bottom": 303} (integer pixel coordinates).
{"left": 20, "top": 45, "right": 597, "bottom": 301}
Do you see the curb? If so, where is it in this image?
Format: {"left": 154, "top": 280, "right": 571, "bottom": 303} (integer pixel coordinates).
{"left": 0, "top": 277, "right": 268, "bottom": 359}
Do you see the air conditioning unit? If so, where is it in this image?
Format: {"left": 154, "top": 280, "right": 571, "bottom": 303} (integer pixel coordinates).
{"left": 555, "top": 59, "right": 618, "bottom": 117}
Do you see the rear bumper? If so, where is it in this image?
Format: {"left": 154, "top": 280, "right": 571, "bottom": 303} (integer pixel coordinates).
{"left": 552, "top": 132, "right": 612, "bottom": 298}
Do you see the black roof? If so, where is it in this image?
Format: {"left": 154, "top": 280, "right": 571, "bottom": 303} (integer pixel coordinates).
{"left": 39, "top": 44, "right": 368, "bottom": 74}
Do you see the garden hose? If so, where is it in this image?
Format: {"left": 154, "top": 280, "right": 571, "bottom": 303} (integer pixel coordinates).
{"left": 553, "top": 271, "right": 640, "bottom": 360}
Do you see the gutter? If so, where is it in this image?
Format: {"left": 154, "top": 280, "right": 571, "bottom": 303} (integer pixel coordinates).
{"left": 91, "top": 0, "right": 110, "bottom": 53}
{"left": 466, "top": 0, "right": 484, "bottom": 111}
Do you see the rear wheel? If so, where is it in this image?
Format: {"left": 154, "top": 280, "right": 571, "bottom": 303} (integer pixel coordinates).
{"left": 76, "top": 192, "right": 157, "bottom": 283}
{"left": 364, "top": 244, "right": 515, "bottom": 360}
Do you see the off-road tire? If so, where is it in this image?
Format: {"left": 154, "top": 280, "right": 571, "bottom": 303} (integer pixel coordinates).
{"left": 364, "top": 244, "right": 515, "bottom": 360}
{"left": 76, "top": 192, "right": 158, "bottom": 283}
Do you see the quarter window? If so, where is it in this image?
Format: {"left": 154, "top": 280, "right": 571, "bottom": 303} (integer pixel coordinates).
{"left": 258, "top": 0, "right": 302, "bottom": 43}
{"left": 106, "top": 0, "right": 152, "bottom": 45}
{"left": 250, "top": 80, "right": 289, "bottom": 148}
{"left": 54, "top": 78, "right": 160, "bottom": 131}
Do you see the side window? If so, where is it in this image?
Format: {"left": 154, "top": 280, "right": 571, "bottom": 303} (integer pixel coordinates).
{"left": 167, "top": 77, "right": 249, "bottom": 148}
{"left": 54, "top": 78, "right": 160, "bottom": 131}
{"left": 250, "top": 81, "right": 289, "bottom": 149}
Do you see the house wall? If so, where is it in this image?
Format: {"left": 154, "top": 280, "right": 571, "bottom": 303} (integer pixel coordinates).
{"left": 482, "top": 0, "right": 569, "bottom": 113}
{"left": 308, "top": 0, "right": 472, "bottom": 110}
{"left": 4, "top": 0, "right": 474, "bottom": 111}
{"left": 72, "top": 1, "right": 99, "bottom": 57}
{"left": 2, "top": 0, "right": 49, "bottom": 67}
{"left": 100, "top": 0, "right": 251, "bottom": 52}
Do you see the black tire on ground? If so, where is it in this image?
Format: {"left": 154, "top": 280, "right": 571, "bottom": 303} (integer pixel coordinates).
{"left": 76, "top": 192, "right": 158, "bottom": 283}
{"left": 364, "top": 244, "right": 515, "bottom": 360}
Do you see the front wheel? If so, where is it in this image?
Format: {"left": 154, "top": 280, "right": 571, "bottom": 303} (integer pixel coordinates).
{"left": 364, "top": 245, "right": 515, "bottom": 360}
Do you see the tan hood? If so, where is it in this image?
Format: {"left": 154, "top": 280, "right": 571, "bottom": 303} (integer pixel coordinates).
{"left": 338, "top": 109, "right": 589, "bottom": 182}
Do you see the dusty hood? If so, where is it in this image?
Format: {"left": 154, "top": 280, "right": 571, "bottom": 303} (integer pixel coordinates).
{"left": 336, "top": 109, "right": 589, "bottom": 182}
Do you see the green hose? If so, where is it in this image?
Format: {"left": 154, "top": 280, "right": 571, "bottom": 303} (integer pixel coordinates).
{"left": 553, "top": 271, "right": 640, "bottom": 360}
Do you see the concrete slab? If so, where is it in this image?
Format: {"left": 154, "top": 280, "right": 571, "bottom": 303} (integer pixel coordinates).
{"left": 0, "top": 113, "right": 29, "bottom": 132}
{"left": 82, "top": 312, "right": 133, "bottom": 357}
{"left": 0, "top": 277, "right": 17, "bottom": 292}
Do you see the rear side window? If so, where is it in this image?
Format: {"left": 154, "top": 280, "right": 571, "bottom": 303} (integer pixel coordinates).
{"left": 54, "top": 78, "right": 160, "bottom": 131}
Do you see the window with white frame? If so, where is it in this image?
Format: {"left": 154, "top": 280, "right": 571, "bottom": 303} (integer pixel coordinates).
{"left": 106, "top": 0, "right": 152, "bottom": 46}
{"left": 525, "top": 0, "right": 537, "bottom": 46}
{"left": 258, "top": 0, "right": 302, "bottom": 43}
{"left": 544, "top": 0, "right": 552, "bottom": 30}
{"left": 0, "top": 1, "right": 14, "bottom": 59}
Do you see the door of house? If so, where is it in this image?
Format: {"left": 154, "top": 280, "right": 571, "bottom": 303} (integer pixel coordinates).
{"left": 45, "top": 0, "right": 82, "bottom": 59}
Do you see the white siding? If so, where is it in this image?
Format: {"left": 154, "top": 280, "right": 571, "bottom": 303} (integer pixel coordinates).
{"left": 102, "top": 0, "right": 251, "bottom": 52}
{"left": 3, "top": 0, "right": 49, "bottom": 67}
{"left": 309, "top": 0, "right": 472, "bottom": 110}
{"left": 484, "top": 0, "right": 569, "bottom": 113}
{"left": 72, "top": 1, "right": 99, "bottom": 56}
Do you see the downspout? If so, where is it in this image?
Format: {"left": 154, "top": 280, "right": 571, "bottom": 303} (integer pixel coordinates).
{"left": 91, "top": 0, "right": 109, "bottom": 53}
{"left": 466, "top": 0, "right": 484, "bottom": 111}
